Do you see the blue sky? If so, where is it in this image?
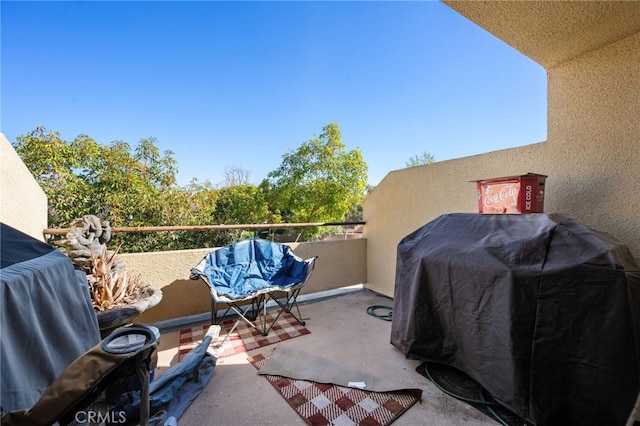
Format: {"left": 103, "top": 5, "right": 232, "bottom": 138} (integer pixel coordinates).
{"left": 1, "top": 1, "right": 547, "bottom": 187}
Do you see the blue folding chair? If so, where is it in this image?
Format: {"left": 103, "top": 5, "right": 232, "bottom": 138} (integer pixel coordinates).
{"left": 190, "top": 238, "right": 317, "bottom": 336}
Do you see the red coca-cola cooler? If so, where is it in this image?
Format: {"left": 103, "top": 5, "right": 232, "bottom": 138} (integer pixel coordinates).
{"left": 471, "top": 173, "right": 547, "bottom": 214}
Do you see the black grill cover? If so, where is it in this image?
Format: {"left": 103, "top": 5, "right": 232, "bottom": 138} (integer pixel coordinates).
{"left": 391, "top": 213, "right": 640, "bottom": 426}
{"left": 1, "top": 223, "right": 101, "bottom": 413}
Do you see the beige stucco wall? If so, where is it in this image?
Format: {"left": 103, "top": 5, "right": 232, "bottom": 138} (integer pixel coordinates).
{"left": 125, "top": 238, "right": 367, "bottom": 323}
{"left": 0, "top": 133, "right": 48, "bottom": 241}
{"left": 363, "top": 31, "right": 640, "bottom": 297}
{"left": 545, "top": 33, "right": 640, "bottom": 251}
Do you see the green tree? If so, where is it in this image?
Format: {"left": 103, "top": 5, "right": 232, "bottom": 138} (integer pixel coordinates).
{"left": 263, "top": 122, "right": 368, "bottom": 240}
{"left": 12, "top": 127, "right": 212, "bottom": 251}
{"left": 211, "top": 184, "right": 276, "bottom": 240}
{"left": 83, "top": 137, "right": 178, "bottom": 226}
{"left": 14, "top": 125, "right": 370, "bottom": 250}
{"left": 152, "top": 182, "right": 234, "bottom": 250}
{"left": 405, "top": 151, "right": 435, "bottom": 167}
{"left": 213, "top": 185, "right": 271, "bottom": 224}
{"left": 12, "top": 127, "right": 88, "bottom": 227}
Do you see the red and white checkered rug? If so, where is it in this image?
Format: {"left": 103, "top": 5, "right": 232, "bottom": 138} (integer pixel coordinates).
{"left": 249, "top": 348, "right": 422, "bottom": 426}
{"left": 178, "top": 311, "right": 310, "bottom": 360}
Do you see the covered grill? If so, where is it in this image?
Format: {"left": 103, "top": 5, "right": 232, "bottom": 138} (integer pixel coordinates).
{"left": 391, "top": 213, "right": 640, "bottom": 425}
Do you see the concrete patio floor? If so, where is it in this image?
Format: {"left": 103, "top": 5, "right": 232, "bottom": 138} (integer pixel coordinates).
{"left": 153, "top": 288, "right": 498, "bottom": 425}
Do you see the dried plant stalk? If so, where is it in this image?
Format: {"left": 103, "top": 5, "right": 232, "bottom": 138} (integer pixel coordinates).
{"left": 89, "top": 245, "right": 143, "bottom": 311}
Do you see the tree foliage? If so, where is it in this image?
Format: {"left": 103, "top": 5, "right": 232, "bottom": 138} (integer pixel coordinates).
{"left": 13, "top": 127, "right": 88, "bottom": 227}
{"left": 13, "top": 123, "right": 368, "bottom": 250}
{"left": 406, "top": 151, "right": 435, "bottom": 167}
{"left": 211, "top": 184, "right": 276, "bottom": 241}
{"left": 13, "top": 127, "right": 232, "bottom": 251}
{"left": 263, "top": 122, "right": 368, "bottom": 240}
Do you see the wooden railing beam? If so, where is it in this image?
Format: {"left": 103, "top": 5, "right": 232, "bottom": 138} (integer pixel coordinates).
{"left": 43, "top": 221, "right": 366, "bottom": 237}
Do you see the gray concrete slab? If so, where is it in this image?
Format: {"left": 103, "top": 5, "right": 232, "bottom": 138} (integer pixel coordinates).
{"left": 154, "top": 289, "right": 497, "bottom": 425}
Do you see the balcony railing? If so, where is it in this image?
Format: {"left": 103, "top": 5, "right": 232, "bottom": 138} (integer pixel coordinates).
{"left": 42, "top": 221, "right": 366, "bottom": 238}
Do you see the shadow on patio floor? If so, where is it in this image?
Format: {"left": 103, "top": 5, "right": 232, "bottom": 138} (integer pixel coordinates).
{"left": 152, "top": 289, "right": 498, "bottom": 426}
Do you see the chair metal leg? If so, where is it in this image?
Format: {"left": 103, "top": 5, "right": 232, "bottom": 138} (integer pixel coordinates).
{"left": 211, "top": 290, "right": 306, "bottom": 337}
{"left": 269, "top": 289, "right": 306, "bottom": 326}
{"left": 261, "top": 294, "right": 268, "bottom": 336}
{"left": 287, "top": 290, "right": 306, "bottom": 326}
{"left": 256, "top": 289, "right": 306, "bottom": 337}
{"left": 213, "top": 295, "right": 271, "bottom": 336}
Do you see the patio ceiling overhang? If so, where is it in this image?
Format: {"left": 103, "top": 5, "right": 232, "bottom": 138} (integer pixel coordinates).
{"left": 442, "top": 0, "right": 640, "bottom": 69}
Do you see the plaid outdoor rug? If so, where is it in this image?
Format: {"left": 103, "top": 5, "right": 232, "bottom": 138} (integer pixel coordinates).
{"left": 178, "top": 311, "right": 310, "bottom": 360}
{"left": 249, "top": 348, "right": 422, "bottom": 426}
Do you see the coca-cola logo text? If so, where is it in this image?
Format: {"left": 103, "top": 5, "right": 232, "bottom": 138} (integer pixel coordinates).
{"left": 482, "top": 184, "right": 518, "bottom": 207}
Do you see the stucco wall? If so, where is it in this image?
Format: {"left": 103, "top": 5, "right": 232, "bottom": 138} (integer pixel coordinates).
{"left": 363, "top": 143, "right": 548, "bottom": 297}
{"left": 0, "top": 133, "right": 48, "bottom": 241}
{"left": 363, "top": 32, "right": 640, "bottom": 297}
{"left": 545, "top": 33, "right": 640, "bottom": 252}
{"left": 125, "top": 238, "right": 367, "bottom": 323}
